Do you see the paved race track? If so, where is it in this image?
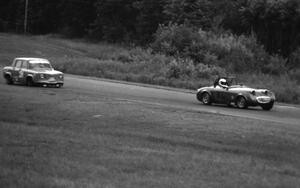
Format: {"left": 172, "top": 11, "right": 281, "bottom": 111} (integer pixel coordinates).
{"left": 1, "top": 73, "right": 300, "bottom": 126}
{"left": 61, "top": 74, "right": 300, "bottom": 126}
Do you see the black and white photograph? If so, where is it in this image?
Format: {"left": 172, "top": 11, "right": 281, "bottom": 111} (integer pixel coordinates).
{"left": 1, "top": 0, "right": 300, "bottom": 187}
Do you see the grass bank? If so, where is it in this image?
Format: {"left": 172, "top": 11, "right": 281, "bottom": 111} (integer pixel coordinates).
{"left": 0, "top": 33, "right": 299, "bottom": 103}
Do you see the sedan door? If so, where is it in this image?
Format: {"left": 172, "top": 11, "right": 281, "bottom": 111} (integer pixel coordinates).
{"left": 19, "top": 60, "right": 29, "bottom": 83}
{"left": 11, "top": 60, "right": 23, "bottom": 82}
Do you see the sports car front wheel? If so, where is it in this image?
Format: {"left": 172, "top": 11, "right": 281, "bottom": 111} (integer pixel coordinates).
{"left": 260, "top": 102, "right": 274, "bottom": 111}
{"left": 236, "top": 96, "right": 248, "bottom": 109}
{"left": 201, "top": 92, "right": 211, "bottom": 105}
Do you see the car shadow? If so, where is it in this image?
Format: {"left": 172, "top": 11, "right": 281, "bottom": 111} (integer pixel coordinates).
{"left": 2, "top": 81, "right": 62, "bottom": 89}
{"left": 195, "top": 102, "right": 267, "bottom": 112}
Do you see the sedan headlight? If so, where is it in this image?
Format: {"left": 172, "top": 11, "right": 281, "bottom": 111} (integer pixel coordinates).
{"left": 59, "top": 74, "right": 64, "bottom": 79}
{"left": 40, "top": 74, "right": 45, "bottom": 79}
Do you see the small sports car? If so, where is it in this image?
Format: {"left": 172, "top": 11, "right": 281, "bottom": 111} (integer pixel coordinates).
{"left": 3, "top": 57, "right": 64, "bottom": 88}
{"left": 196, "top": 77, "right": 275, "bottom": 110}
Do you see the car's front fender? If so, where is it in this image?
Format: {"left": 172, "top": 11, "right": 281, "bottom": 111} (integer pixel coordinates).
{"left": 3, "top": 71, "right": 12, "bottom": 76}
{"left": 196, "top": 88, "right": 213, "bottom": 101}
{"left": 235, "top": 93, "right": 257, "bottom": 105}
{"left": 3, "top": 69, "right": 12, "bottom": 78}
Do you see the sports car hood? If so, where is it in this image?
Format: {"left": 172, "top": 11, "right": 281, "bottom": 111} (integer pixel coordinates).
{"left": 229, "top": 86, "right": 269, "bottom": 92}
{"left": 229, "top": 86, "right": 275, "bottom": 98}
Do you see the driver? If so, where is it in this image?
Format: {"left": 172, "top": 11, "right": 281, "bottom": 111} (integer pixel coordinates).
{"left": 218, "top": 78, "right": 228, "bottom": 89}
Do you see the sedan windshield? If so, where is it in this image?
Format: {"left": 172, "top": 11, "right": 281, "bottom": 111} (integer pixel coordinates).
{"left": 29, "top": 63, "right": 52, "bottom": 71}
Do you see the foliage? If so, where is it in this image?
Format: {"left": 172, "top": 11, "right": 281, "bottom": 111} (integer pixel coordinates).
{"left": 89, "top": 0, "right": 138, "bottom": 42}
{"left": 1, "top": 0, "right": 300, "bottom": 59}
{"left": 163, "top": 0, "right": 215, "bottom": 29}
{"left": 152, "top": 23, "right": 289, "bottom": 74}
{"left": 237, "top": 0, "right": 300, "bottom": 57}
{"left": 152, "top": 23, "right": 201, "bottom": 56}
{"left": 58, "top": 0, "right": 97, "bottom": 37}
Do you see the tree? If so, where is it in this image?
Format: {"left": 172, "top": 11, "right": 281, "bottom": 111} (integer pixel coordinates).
{"left": 163, "top": 0, "right": 215, "bottom": 30}
{"left": 238, "top": 0, "right": 300, "bottom": 57}
{"left": 132, "top": 0, "right": 166, "bottom": 44}
{"left": 89, "top": 0, "right": 139, "bottom": 42}
{"left": 58, "top": 0, "right": 97, "bottom": 37}
{"left": 0, "top": 0, "right": 25, "bottom": 32}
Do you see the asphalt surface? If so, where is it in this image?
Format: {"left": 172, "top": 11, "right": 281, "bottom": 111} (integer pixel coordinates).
{"left": 1, "top": 72, "right": 299, "bottom": 126}
{"left": 59, "top": 74, "right": 300, "bottom": 126}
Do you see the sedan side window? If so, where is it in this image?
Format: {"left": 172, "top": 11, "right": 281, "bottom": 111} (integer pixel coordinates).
{"left": 21, "top": 61, "right": 28, "bottom": 69}
{"left": 15, "top": 60, "right": 22, "bottom": 69}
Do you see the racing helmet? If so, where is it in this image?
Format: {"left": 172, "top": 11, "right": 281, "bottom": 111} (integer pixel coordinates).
{"left": 218, "top": 78, "right": 228, "bottom": 87}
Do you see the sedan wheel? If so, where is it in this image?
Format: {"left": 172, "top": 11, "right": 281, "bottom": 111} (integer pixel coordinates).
{"left": 201, "top": 92, "right": 211, "bottom": 105}
{"left": 5, "top": 78, "right": 13, "bottom": 85}
{"left": 4, "top": 75, "right": 13, "bottom": 85}
{"left": 26, "top": 77, "right": 34, "bottom": 87}
{"left": 236, "top": 96, "right": 247, "bottom": 109}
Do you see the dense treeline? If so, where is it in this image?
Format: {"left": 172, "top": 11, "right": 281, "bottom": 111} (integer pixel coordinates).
{"left": 1, "top": 0, "right": 300, "bottom": 62}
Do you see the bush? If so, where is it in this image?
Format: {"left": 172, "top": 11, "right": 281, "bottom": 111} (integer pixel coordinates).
{"left": 152, "top": 24, "right": 288, "bottom": 74}
{"left": 48, "top": 35, "right": 299, "bottom": 104}
{"left": 288, "top": 48, "right": 300, "bottom": 71}
{"left": 152, "top": 23, "right": 201, "bottom": 56}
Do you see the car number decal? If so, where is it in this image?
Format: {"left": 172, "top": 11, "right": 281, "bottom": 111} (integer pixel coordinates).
{"left": 19, "top": 71, "right": 24, "bottom": 78}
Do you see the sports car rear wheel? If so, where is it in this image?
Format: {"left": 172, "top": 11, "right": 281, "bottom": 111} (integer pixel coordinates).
{"left": 201, "top": 92, "right": 211, "bottom": 105}
{"left": 236, "top": 96, "right": 247, "bottom": 109}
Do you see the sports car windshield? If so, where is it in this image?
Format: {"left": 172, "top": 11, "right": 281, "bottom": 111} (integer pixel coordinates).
{"left": 29, "top": 63, "right": 52, "bottom": 71}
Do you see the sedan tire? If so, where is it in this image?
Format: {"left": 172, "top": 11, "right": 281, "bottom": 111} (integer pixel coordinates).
{"left": 26, "top": 77, "right": 34, "bottom": 87}
{"left": 4, "top": 75, "right": 13, "bottom": 85}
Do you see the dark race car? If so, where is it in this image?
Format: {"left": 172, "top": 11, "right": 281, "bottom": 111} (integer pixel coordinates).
{"left": 196, "top": 77, "right": 275, "bottom": 110}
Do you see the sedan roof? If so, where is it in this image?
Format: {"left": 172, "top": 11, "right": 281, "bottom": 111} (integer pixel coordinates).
{"left": 15, "top": 57, "right": 50, "bottom": 63}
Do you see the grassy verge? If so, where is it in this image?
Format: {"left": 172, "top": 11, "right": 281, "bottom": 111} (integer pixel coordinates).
{"left": 0, "top": 33, "right": 299, "bottom": 103}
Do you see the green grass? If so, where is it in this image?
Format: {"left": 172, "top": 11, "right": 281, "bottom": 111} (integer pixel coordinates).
{"left": 0, "top": 33, "right": 299, "bottom": 103}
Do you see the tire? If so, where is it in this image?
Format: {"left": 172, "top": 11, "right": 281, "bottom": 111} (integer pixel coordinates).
{"left": 26, "top": 77, "right": 34, "bottom": 87}
{"left": 196, "top": 92, "right": 202, "bottom": 101}
{"left": 201, "top": 92, "right": 211, "bottom": 105}
{"left": 236, "top": 96, "right": 247, "bottom": 109}
{"left": 261, "top": 102, "right": 274, "bottom": 111}
{"left": 5, "top": 75, "right": 13, "bottom": 85}
{"left": 55, "top": 83, "right": 63, "bottom": 88}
